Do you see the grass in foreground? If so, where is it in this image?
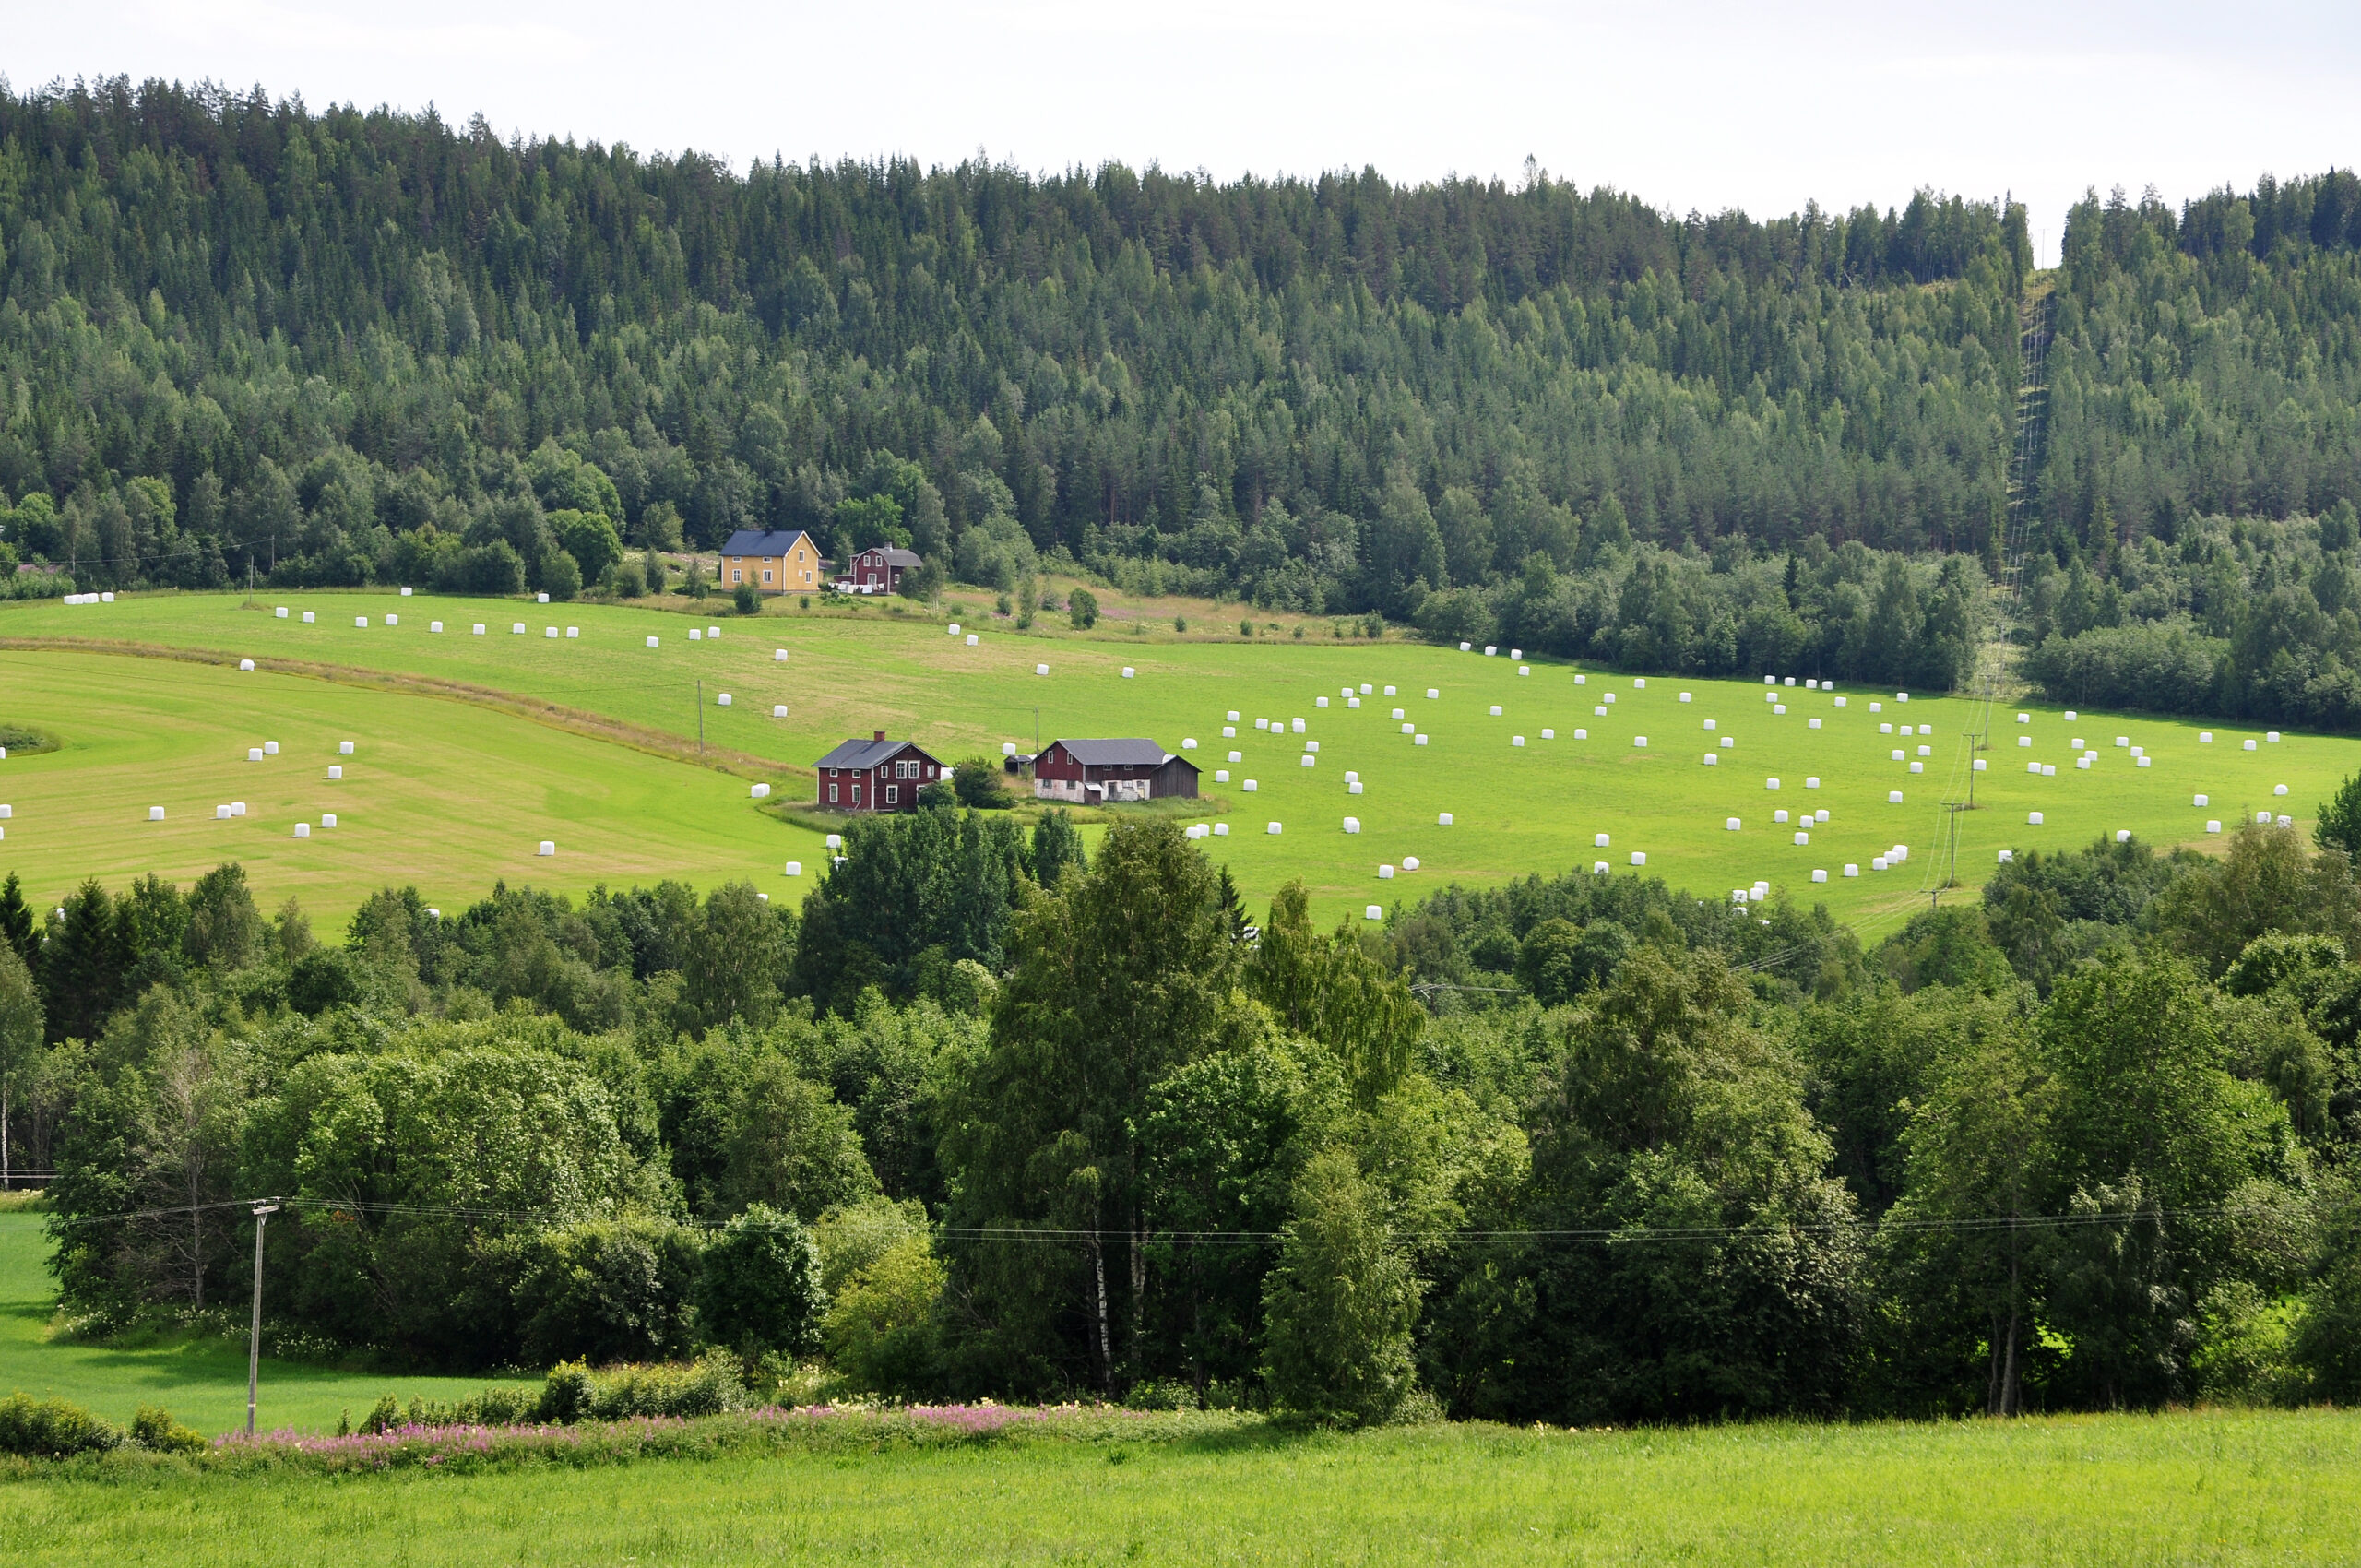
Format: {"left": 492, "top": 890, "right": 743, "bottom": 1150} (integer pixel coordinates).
{"left": 0, "top": 1406, "right": 2355, "bottom": 1565}
{"left": 4, "top": 588, "right": 2355, "bottom": 932}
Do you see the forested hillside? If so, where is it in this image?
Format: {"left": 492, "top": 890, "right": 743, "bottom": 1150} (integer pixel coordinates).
{"left": 0, "top": 78, "right": 2359, "bottom": 708}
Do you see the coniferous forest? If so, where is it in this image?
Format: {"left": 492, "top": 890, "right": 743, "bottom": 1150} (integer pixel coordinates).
{"left": 1, "top": 79, "right": 2359, "bottom": 711}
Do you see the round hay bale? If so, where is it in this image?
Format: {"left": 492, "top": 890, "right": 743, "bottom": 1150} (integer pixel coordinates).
{"left": 148, "top": 806, "right": 164, "bottom": 821}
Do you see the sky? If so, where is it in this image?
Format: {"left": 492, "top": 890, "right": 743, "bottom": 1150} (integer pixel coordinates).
{"left": 4, "top": 0, "right": 2358, "bottom": 266}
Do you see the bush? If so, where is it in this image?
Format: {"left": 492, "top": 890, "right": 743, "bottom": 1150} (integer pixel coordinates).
{"left": 823, "top": 1235, "right": 944, "bottom": 1396}
{"left": 915, "top": 778, "right": 955, "bottom": 809}
{"left": 541, "top": 548, "right": 583, "bottom": 602}
{"left": 504, "top": 1214, "right": 704, "bottom": 1368}
{"left": 129, "top": 1405, "right": 207, "bottom": 1454}
{"left": 457, "top": 540, "right": 526, "bottom": 596}
{"left": 0, "top": 1393, "right": 120, "bottom": 1456}
{"left": 1068, "top": 587, "right": 1098, "bottom": 629}
{"left": 697, "top": 1204, "right": 829, "bottom": 1356}
{"left": 734, "top": 582, "right": 760, "bottom": 615}
{"left": 952, "top": 755, "right": 1014, "bottom": 809}
{"left": 611, "top": 561, "right": 646, "bottom": 599}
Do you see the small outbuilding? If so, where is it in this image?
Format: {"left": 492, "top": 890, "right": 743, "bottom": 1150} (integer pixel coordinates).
{"left": 815, "top": 731, "right": 945, "bottom": 814}
{"left": 1032, "top": 739, "right": 1200, "bottom": 803}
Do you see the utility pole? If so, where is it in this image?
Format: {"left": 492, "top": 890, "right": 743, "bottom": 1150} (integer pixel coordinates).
{"left": 1034, "top": 707, "right": 1039, "bottom": 753}
{"left": 246, "top": 1200, "right": 279, "bottom": 1436}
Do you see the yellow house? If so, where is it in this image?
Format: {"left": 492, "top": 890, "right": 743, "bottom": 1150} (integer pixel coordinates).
{"left": 720, "top": 529, "right": 824, "bottom": 592}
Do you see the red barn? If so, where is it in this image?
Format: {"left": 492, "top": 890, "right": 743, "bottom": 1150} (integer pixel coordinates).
{"left": 1032, "top": 739, "right": 1200, "bottom": 803}
{"left": 835, "top": 546, "right": 922, "bottom": 595}
{"left": 814, "top": 731, "right": 944, "bottom": 813}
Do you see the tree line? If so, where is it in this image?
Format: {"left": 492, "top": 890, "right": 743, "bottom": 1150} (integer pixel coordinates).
{"left": 9, "top": 792, "right": 2361, "bottom": 1421}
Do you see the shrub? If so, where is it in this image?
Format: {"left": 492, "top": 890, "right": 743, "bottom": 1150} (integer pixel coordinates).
{"left": 0, "top": 1394, "right": 120, "bottom": 1456}
{"left": 1068, "top": 587, "right": 1098, "bottom": 629}
{"left": 734, "top": 583, "right": 760, "bottom": 615}
{"left": 541, "top": 548, "right": 583, "bottom": 602}
{"left": 697, "top": 1204, "right": 829, "bottom": 1356}
{"left": 952, "top": 756, "right": 1014, "bottom": 809}
{"left": 1174, "top": 616, "right": 1187, "bottom": 633}
{"left": 611, "top": 561, "right": 646, "bottom": 599}
{"left": 584, "top": 1354, "right": 747, "bottom": 1420}
{"left": 504, "top": 1214, "right": 704, "bottom": 1367}
{"left": 823, "top": 1235, "right": 945, "bottom": 1396}
{"left": 129, "top": 1405, "right": 207, "bottom": 1454}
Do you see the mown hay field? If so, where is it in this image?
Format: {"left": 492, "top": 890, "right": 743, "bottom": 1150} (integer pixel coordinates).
{"left": 2, "top": 588, "right": 2352, "bottom": 931}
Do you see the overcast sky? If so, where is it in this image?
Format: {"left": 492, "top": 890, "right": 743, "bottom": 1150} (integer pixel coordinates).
{"left": 6, "top": 0, "right": 2357, "bottom": 266}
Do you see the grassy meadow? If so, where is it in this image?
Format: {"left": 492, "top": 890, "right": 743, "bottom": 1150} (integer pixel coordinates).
{"left": 2, "top": 588, "right": 2355, "bottom": 930}
{"left": 0, "top": 1213, "right": 506, "bottom": 1435}
{"left": 0, "top": 1404, "right": 2357, "bottom": 1564}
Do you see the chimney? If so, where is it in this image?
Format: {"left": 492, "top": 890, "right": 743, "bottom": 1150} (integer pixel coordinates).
{"left": 873, "top": 730, "right": 885, "bottom": 742}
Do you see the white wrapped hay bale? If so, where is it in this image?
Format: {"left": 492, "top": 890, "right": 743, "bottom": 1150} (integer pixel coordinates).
{"left": 321, "top": 814, "right": 337, "bottom": 828}
{"left": 948, "top": 624, "right": 961, "bottom": 636}
{"left": 248, "top": 747, "right": 264, "bottom": 762}
{"left": 2137, "top": 756, "right": 2151, "bottom": 767}
{"left": 1403, "top": 856, "right": 1420, "bottom": 871}
{"left": 1703, "top": 754, "right": 1718, "bottom": 766}
{"left": 387, "top": 614, "right": 399, "bottom": 627}
{"left": 2245, "top": 738, "right": 2258, "bottom": 750}
{"left": 966, "top": 635, "right": 979, "bottom": 646}
{"left": 514, "top": 623, "right": 526, "bottom": 635}
{"left": 1440, "top": 812, "right": 1454, "bottom": 826}
{"left": 1382, "top": 686, "right": 1395, "bottom": 696}
{"left": 239, "top": 659, "right": 255, "bottom": 671}
{"left": 1343, "top": 816, "right": 1360, "bottom": 834}
{"left": 474, "top": 624, "right": 486, "bottom": 636}
{"left": 785, "top": 861, "right": 802, "bottom": 876}
{"left": 2276, "top": 783, "right": 2290, "bottom": 795}
{"left": 1594, "top": 861, "right": 1610, "bottom": 874}
{"left": 1519, "top": 666, "right": 1529, "bottom": 677}
{"left": 752, "top": 783, "right": 771, "bottom": 799}
{"left": 1999, "top": 849, "right": 2013, "bottom": 863}
{"left": 1720, "top": 738, "right": 1734, "bottom": 749}
{"left": 2116, "top": 828, "right": 2131, "bottom": 843}
{"left": 706, "top": 624, "right": 720, "bottom": 637}
{"left": 1427, "top": 689, "right": 1439, "bottom": 699}
{"left": 292, "top": 821, "right": 313, "bottom": 838}
{"left": 1215, "top": 770, "right": 1230, "bottom": 782}
{"left": 1910, "top": 762, "right": 1924, "bottom": 774}
{"left": 2200, "top": 731, "right": 2213, "bottom": 742}
{"left": 1379, "top": 864, "right": 1395, "bottom": 880}
{"left": 545, "top": 626, "right": 559, "bottom": 638}
{"left": 1833, "top": 695, "right": 1849, "bottom": 708}
{"left": 1809, "top": 718, "right": 1821, "bottom": 730}
{"left": 1036, "top": 663, "right": 1050, "bottom": 675}
{"left": 1842, "top": 863, "right": 1859, "bottom": 877}
{"left": 718, "top": 693, "right": 731, "bottom": 707}
{"left": 2042, "top": 765, "right": 2056, "bottom": 777}
{"left": 1300, "top": 755, "right": 1316, "bottom": 768}
{"left": 1305, "top": 741, "right": 1320, "bottom": 753}
{"left": 1805, "top": 777, "right": 1820, "bottom": 789}
{"left": 276, "top": 606, "right": 289, "bottom": 618}
{"left": 1003, "top": 742, "right": 1018, "bottom": 756}
{"left": 1726, "top": 817, "right": 1741, "bottom": 831}
{"left": 231, "top": 802, "right": 246, "bottom": 816}
{"left": 1213, "top": 823, "right": 1229, "bottom": 837}
{"left": 2270, "top": 731, "right": 2282, "bottom": 743}
{"left": 2280, "top": 814, "right": 2295, "bottom": 827}
{"left": 1365, "top": 906, "right": 1383, "bottom": 921}
{"left": 691, "top": 628, "right": 702, "bottom": 641}
{"left": 1575, "top": 729, "right": 1588, "bottom": 741}
{"left": 1415, "top": 734, "right": 1430, "bottom": 746}
{"left": 826, "top": 833, "right": 843, "bottom": 849}
{"left": 1459, "top": 641, "right": 1471, "bottom": 651}
{"left": 2028, "top": 811, "right": 2044, "bottom": 825}
{"left": 1630, "top": 850, "right": 1646, "bottom": 866}
{"left": 774, "top": 705, "right": 789, "bottom": 718}
{"left": 566, "top": 627, "right": 579, "bottom": 639}
{"left": 216, "top": 804, "right": 231, "bottom": 819}
{"left": 301, "top": 612, "right": 315, "bottom": 624}
{"left": 1126, "top": 669, "right": 1138, "bottom": 680}
{"left": 2207, "top": 820, "right": 2222, "bottom": 834}
{"left": 1974, "top": 759, "right": 1987, "bottom": 771}
{"left": 148, "top": 806, "right": 164, "bottom": 821}
{"left": 1292, "top": 718, "right": 1307, "bottom": 733}
{"left": 1774, "top": 704, "right": 1786, "bottom": 715}
{"left": 1889, "top": 790, "right": 1904, "bottom": 803}
{"left": 431, "top": 621, "right": 444, "bottom": 633}
{"left": 1541, "top": 729, "right": 1554, "bottom": 740}
{"left": 538, "top": 592, "right": 551, "bottom": 604}
{"left": 1489, "top": 705, "right": 1503, "bottom": 716}
{"left": 355, "top": 616, "right": 369, "bottom": 628}
{"left": 1243, "top": 778, "right": 1258, "bottom": 791}
{"left": 1231, "top": 750, "right": 1245, "bottom": 761}
{"left": 1774, "top": 809, "right": 1789, "bottom": 824}
{"left": 1811, "top": 869, "right": 1827, "bottom": 883}
{"left": 1794, "top": 831, "right": 1809, "bottom": 845}
{"left": 539, "top": 840, "right": 556, "bottom": 855}
{"left": 1348, "top": 781, "right": 1364, "bottom": 795}
{"left": 262, "top": 742, "right": 278, "bottom": 756}
{"left": 400, "top": 587, "right": 412, "bottom": 597}
{"left": 1512, "top": 736, "right": 1525, "bottom": 747}
{"left": 1765, "top": 777, "right": 1780, "bottom": 790}
{"left": 1595, "top": 833, "right": 1609, "bottom": 847}
{"left": 1872, "top": 856, "right": 1889, "bottom": 871}
{"left": 328, "top": 766, "right": 342, "bottom": 780}
{"left": 774, "top": 647, "right": 788, "bottom": 661}
{"left": 1633, "top": 735, "right": 1647, "bottom": 748}
{"left": 1266, "top": 821, "right": 1283, "bottom": 835}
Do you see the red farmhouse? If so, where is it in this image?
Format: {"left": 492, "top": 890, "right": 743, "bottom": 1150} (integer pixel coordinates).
{"left": 836, "top": 546, "right": 922, "bottom": 595}
{"left": 1031, "top": 739, "right": 1200, "bottom": 803}
{"left": 815, "top": 731, "right": 944, "bottom": 813}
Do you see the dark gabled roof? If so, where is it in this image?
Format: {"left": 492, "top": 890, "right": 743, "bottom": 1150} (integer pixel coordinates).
{"left": 814, "top": 737, "right": 935, "bottom": 770}
{"left": 1050, "top": 738, "right": 1191, "bottom": 769}
{"left": 722, "top": 529, "right": 815, "bottom": 557}
{"left": 857, "top": 546, "right": 923, "bottom": 566}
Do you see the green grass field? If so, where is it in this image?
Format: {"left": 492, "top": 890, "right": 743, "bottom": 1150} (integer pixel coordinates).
{"left": 3, "top": 588, "right": 2354, "bottom": 932}
{"left": 0, "top": 1213, "right": 506, "bottom": 1436}
{"left": 1, "top": 1403, "right": 2357, "bottom": 1563}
